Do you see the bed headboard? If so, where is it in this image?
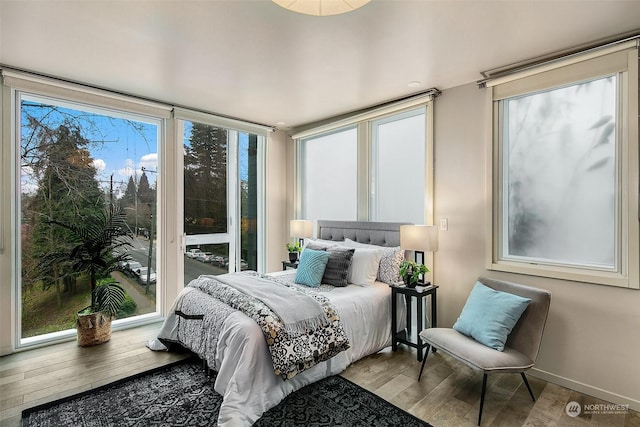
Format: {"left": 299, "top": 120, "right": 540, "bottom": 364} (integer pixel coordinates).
{"left": 316, "top": 220, "right": 411, "bottom": 247}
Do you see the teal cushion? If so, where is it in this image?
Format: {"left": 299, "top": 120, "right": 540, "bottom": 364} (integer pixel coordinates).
{"left": 453, "top": 282, "right": 531, "bottom": 351}
{"left": 295, "top": 249, "right": 330, "bottom": 288}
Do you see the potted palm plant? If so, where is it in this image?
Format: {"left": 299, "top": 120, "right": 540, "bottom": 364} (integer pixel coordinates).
{"left": 39, "top": 204, "right": 134, "bottom": 346}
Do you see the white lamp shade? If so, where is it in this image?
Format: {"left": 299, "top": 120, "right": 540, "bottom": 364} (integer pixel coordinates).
{"left": 273, "top": 0, "right": 371, "bottom": 16}
{"left": 290, "top": 220, "right": 313, "bottom": 238}
{"left": 400, "top": 225, "right": 438, "bottom": 252}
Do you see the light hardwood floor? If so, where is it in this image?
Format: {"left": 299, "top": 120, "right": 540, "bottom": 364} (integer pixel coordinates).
{"left": 1, "top": 323, "right": 638, "bottom": 426}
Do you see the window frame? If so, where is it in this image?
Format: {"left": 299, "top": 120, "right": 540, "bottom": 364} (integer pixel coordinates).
{"left": 293, "top": 94, "right": 435, "bottom": 227}
{"left": 11, "top": 89, "right": 168, "bottom": 349}
{"left": 298, "top": 125, "right": 359, "bottom": 222}
{"left": 485, "top": 46, "right": 639, "bottom": 289}
{"left": 0, "top": 70, "right": 269, "bottom": 353}
{"left": 173, "top": 107, "right": 267, "bottom": 278}
{"left": 370, "top": 107, "right": 427, "bottom": 224}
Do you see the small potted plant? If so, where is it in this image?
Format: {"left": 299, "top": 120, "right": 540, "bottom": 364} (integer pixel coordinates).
{"left": 286, "top": 241, "right": 302, "bottom": 262}
{"left": 399, "top": 259, "right": 430, "bottom": 288}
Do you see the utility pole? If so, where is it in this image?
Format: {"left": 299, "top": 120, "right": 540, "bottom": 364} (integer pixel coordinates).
{"left": 142, "top": 166, "right": 157, "bottom": 295}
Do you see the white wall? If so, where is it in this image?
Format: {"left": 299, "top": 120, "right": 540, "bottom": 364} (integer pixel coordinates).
{"left": 264, "top": 130, "right": 289, "bottom": 272}
{"left": 433, "top": 82, "right": 640, "bottom": 410}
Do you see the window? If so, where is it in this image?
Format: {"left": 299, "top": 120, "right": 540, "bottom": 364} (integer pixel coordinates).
{"left": 295, "top": 96, "right": 435, "bottom": 226}
{"left": 1, "top": 70, "right": 268, "bottom": 352}
{"left": 300, "top": 126, "right": 358, "bottom": 222}
{"left": 179, "top": 117, "right": 263, "bottom": 284}
{"left": 16, "top": 92, "right": 163, "bottom": 345}
{"left": 371, "top": 108, "right": 426, "bottom": 223}
{"left": 486, "top": 45, "right": 639, "bottom": 288}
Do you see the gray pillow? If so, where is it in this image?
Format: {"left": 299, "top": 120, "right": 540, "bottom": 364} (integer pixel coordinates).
{"left": 305, "top": 242, "right": 329, "bottom": 251}
{"left": 322, "top": 247, "right": 355, "bottom": 287}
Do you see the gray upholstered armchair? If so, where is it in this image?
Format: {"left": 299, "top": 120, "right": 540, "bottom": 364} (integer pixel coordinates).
{"left": 417, "top": 277, "right": 551, "bottom": 426}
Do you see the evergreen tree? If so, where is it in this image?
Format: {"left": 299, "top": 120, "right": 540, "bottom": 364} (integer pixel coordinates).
{"left": 136, "top": 172, "right": 155, "bottom": 233}
{"left": 184, "top": 123, "right": 227, "bottom": 234}
{"left": 121, "top": 176, "right": 137, "bottom": 207}
{"left": 120, "top": 175, "right": 138, "bottom": 233}
{"left": 137, "top": 172, "right": 154, "bottom": 205}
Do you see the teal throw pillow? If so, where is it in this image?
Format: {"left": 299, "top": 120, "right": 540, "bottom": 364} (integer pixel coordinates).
{"left": 295, "top": 248, "right": 330, "bottom": 288}
{"left": 453, "top": 282, "right": 531, "bottom": 351}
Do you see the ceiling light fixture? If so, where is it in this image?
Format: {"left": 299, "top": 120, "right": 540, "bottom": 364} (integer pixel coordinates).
{"left": 273, "top": 0, "right": 371, "bottom": 16}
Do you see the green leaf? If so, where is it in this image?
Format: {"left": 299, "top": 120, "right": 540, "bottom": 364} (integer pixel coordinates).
{"left": 93, "top": 283, "right": 126, "bottom": 317}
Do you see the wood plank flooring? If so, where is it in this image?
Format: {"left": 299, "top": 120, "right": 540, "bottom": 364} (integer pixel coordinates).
{"left": 1, "top": 323, "right": 638, "bottom": 426}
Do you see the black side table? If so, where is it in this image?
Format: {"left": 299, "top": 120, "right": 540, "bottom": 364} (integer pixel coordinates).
{"left": 281, "top": 260, "right": 299, "bottom": 270}
{"left": 390, "top": 282, "right": 438, "bottom": 361}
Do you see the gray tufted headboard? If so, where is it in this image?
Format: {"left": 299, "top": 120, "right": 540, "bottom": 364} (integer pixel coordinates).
{"left": 316, "top": 220, "right": 411, "bottom": 247}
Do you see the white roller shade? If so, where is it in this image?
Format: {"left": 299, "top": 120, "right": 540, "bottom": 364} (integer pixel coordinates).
{"left": 292, "top": 91, "right": 438, "bottom": 140}
{"left": 173, "top": 107, "right": 273, "bottom": 136}
{"left": 482, "top": 39, "right": 638, "bottom": 91}
{"left": 1, "top": 69, "right": 172, "bottom": 118}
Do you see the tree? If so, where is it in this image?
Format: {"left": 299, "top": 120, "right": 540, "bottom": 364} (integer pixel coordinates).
{"left": 121, "top": 176, "right": 137, "bottom": 207}
{"left": 136, "top": 172, "right": 155, "bottom": 233}
{"left": 137, "top": 172, "right": 153, "bottom": 205}
{"left": 120, "top": 175, "right": 139, "bottom": 233}
{"left": 28, "top": 123, "right": 105, "bottom": 297}
{"left": 184, "top": 123, "right": 227, "bottom": 234}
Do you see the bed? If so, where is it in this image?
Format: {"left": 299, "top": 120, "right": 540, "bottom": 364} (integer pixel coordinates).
{"left": 148, "top": 220, "right": 409, "bottom": 426}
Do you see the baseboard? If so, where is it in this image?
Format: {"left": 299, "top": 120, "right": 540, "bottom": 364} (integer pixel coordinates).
{"left": 529, "top": 368, "right": 640, "bottom": 412}
{"left": 0, "top": 344, "right": 13, "bottom": 356}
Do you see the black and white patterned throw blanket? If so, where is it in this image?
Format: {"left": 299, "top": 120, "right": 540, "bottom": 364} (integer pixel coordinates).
{"left": 176, "top": 271, "right": 350, "bottom": 380}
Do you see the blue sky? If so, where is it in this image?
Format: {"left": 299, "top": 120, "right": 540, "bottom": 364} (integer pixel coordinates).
{"left": 21, "top": 96, "right": 158, "bottom": 197}
{"left": 21, "top": 96, "right": 250, "bottom": 197}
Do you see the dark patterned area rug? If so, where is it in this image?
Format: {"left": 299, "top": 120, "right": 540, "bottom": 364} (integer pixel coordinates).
{"left": 22, "top": 357, "right": 431, "bottom": 426}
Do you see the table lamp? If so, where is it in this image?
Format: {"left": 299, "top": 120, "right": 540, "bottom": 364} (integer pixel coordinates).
{"left": 290, "top": 219, "right": 313, "bottom": 247}
{"left": 400, "top": 224, "right": 438, "bottom": 285}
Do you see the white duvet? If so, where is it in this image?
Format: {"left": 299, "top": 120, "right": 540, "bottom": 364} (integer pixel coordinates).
{"left": 148, "top": 271, "right": 405, "bottom": 426}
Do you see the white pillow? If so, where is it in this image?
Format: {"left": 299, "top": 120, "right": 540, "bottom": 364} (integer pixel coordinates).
{"left": 343, "top": 238, "right": 368, "bottom": 247}
{"left": 344, "top": 238, "right": 404, "bottom": 284}
{"left": 348, "top": 248, "right": 382, "bottom": 286}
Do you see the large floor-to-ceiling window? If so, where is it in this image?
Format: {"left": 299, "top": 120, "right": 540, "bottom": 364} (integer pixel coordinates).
{"left": 1, "top": 71, "right": 267, "bottom": 352}
{"left": 15, "top": 92, "right": 164, "bottom": 346}
{"left": 178, "top": 115, "right": 262, "bottom": 285}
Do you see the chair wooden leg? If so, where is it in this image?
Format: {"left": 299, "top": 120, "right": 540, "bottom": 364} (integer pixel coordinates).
{"left": 478, "top": 373, "right": 488, "bottom": 426}
{"left": 417, "top": 344, "right": 431, "bottom": 381}
{"left": 521, "top": 372, "right": 535, "bottom": 401}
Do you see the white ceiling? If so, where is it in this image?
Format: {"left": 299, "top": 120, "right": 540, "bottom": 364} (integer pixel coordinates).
{"left": 1, "top": 0, "right": 639, "bottom": 130}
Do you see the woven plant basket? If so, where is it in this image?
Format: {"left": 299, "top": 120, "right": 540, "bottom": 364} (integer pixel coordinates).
{"left": 77, "top": 308, "right": 112, "bottom": 347}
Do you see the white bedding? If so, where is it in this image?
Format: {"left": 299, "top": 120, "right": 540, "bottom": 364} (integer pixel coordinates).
{"left": 149, "top": 270, "right": 405, "bottom": 426}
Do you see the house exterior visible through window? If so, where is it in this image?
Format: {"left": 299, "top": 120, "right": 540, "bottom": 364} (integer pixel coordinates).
{"left": 485, "top": 43, "right": 639, "bottom": 288}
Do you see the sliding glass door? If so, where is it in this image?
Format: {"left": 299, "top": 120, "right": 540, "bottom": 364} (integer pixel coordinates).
{"left": 181, "top": 121, "right": 260, "bottom": 285}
